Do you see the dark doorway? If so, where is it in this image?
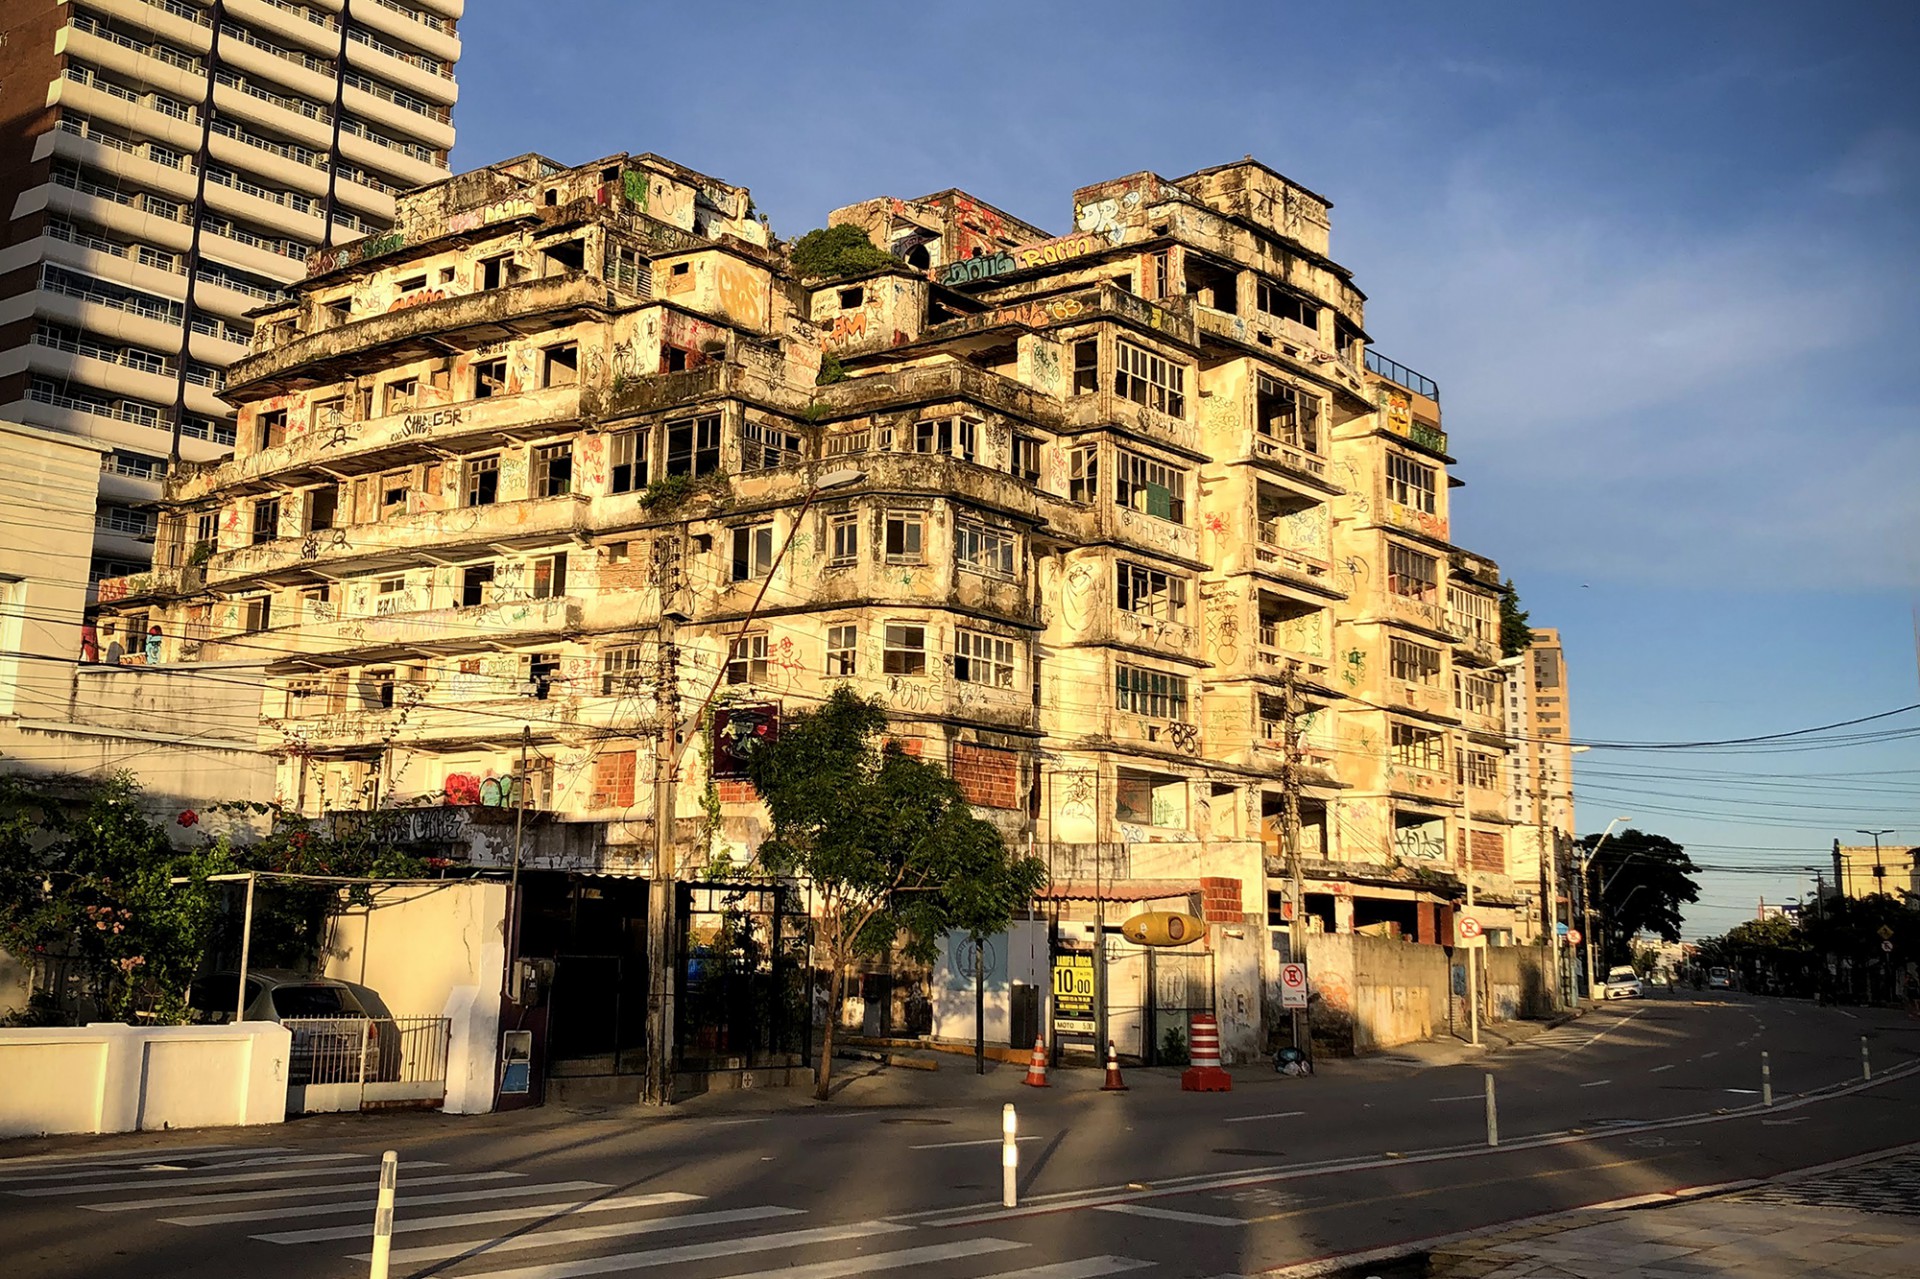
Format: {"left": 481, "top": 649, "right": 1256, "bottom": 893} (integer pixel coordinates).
{"left": 676, "top": 883, "right": 810, "bottom": 1071}
{"left": 519, "top": 874, "right": 650, "bottom": 1076}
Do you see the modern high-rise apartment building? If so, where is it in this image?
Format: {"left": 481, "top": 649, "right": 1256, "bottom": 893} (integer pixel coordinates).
{"left": 0, "top": 0, "right": 461, "bottom": 584}
{"left": 1505, "top": 626, "right": 1574, "bottom": 942}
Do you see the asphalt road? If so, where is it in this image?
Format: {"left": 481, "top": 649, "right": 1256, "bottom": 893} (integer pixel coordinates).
{"left": 5, "top": 992, "right": 1917, "bottom": 1279}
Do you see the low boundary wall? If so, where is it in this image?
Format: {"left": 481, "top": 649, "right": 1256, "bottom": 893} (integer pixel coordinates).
{"left": 0, "top": 1022, "right": 290, "bottom": 1137}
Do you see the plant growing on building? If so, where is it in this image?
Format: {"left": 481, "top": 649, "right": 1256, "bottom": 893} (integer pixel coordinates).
{"left": 815, "top": 353, "right": 849, "bottom": 386}
{"left": 746, "top": 688, "right": 1048, "bottom": 1099}
{"left": 1498, "top": 578, "right": 1532, "bottom": 658}
{"left": 788, "top": 225, "right": 894, "bottom": 281}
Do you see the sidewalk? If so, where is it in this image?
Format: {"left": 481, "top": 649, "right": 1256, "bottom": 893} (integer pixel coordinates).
{"left": 1420, "top": 1144, "right": 1920, "bottom": 1278}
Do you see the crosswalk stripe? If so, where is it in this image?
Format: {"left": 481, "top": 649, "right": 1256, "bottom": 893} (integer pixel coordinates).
{"left": 85, "top": 1171, "right": 528, "bottom": 1212}
{"left": 975, "top": 1258, "right": 1154, "bottom": 1279}
{"left": 446, "top": 1230, "right": 1007, "bottom": 1279}
{"left": 13, "top": 1161, "right": 443, "bottom": 1197}
{"left": 368, "top": 1206, "right": 809, "bottom": 1266}
{"left": 5, "top": 1148, "right": 301, "bottom": 1183}
{"left": 1095, "top": 1203, "right": 1241, "bottom": 1226}
{"left": 164, "top": 1180, "right": 613, "bottom": 1225}
{"left": 0, "top": 1145, "right": 263, "bottom": 1173}
{"left": 684, "top": 1239, "right": 1027, "bottom": 1279}
{"left": 254, "top": 1190, "right": 706, "bottom": 1244}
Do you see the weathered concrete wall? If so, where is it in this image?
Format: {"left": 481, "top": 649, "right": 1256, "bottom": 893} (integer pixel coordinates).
{"left": 1305, "top": 932, "right": 1450, "bottom": 1054}
{"left": 321, "top": 881, "right": 508, "bottom": 1114}
{"left": 1485, "top": 943, "right": 1556, "bottom": 1021}
{"left": 0, "top": 1022, "right": 290, "bottom": 1137}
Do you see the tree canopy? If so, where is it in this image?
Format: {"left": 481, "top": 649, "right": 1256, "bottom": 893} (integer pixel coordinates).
{"left": 1499, "top": 577, "right": 1533, "bottom": 658}
{"left": 1577, "top": 827, "right": 1699, "bottom": 964}
{"left": 745, "top": 688, "right": 1048, "bottom": 1097}
{"left": 788, "top": 224, "right": 895, "bottom": 280}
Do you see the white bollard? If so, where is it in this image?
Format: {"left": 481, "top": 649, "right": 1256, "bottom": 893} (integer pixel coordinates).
{"left": 368, "top": 1149, "right": 398, "bottom": 1279}
{"left": 1484, "top": 1072, "right": 1498, "bottom": 1147}
{"left": 1761, "top": 1051, "right": 1772, "bottom": 1107}
{"left": 1002, "top": 1103, "right": 1018, "bottom": 1208}
{"left": 1862, "top": 1036, "right": 1871, "bottom": 1082}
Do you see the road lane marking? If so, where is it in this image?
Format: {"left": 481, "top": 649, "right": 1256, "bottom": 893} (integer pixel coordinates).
{"left": 1649, "top": 1064, "right": 1676, "bottom": 1073}
{"left": 1725, "top": 1088, "right": 1759, "bottom": 1095}
{"left": 1223, "top": 1111, "right": 1305, "bottom": 1123}
{"left": 5, "top": 1148, "right": 313, "bottom": 1184}
{"left": 0, "top": 1145, "right": 264, "bottom": 1173}
{"left": 12, "top": 1161, "right": 442, "bottom": 1197}
{"left": 1579, "top": 1080, "right": 1613, "bottom": 1088}
{"left": 1701, "top": 1051, "right": 1718, "bottom": 1059}
{"left": 433, "top": 1235, "right": 1020, "bottom": 1279}
{"left": 1429, "top": 1095, "right": 1483, "bottom": 1102}
{"left": 911, "top": 1136, "right": 1043, "bottom": 1151}
{"left": 1837, "top": 1010, "right": 1858, "bottom": 1019}
{"left": 1241, "top": 1154, "right": 1675, "bottom": 1226}
{"left": 1763, "top": 1116, "right": 1811, "bottom": 1126}
{"left": 86, "top": 1171, "right": 526, "bottom": 1212}
{"left": 367, "top": 1207, "right": 817, "bottom": 1266}
{"left": 1096, "top": 1203, "right": 1242, "bottom": 1226}
{"left": 254, "top": 1190, "right": 704, "bottom": 1244}
{"left": 976, "top": 1260, "right": 1152, "bottom": 1279}
{"left": 164, "top": 1180, "right": 611, "bottom": 1225}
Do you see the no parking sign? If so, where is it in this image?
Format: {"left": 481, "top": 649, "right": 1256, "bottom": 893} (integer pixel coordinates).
{"left": 1280, "top": 962, "right": 1309, "bottom": 1009}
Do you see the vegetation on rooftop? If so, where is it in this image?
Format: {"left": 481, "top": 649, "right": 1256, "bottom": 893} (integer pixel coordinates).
{"left": 788, "top": 225, "right": 895, "bottom": 280}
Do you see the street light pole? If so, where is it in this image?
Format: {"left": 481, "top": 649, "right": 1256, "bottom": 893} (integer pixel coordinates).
{"left": 1581, "top": 815, "right": 1632, "bottom": 999}
{"left": 1856, "top": 829, "right": 1894, "bottom": 895}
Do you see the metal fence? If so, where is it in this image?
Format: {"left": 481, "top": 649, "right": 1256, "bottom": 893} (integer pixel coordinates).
{"left": 281, "top": 1016, "right": 450, "bottom": 1098}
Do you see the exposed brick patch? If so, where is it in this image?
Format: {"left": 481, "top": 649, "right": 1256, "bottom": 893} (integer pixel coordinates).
{"left": 1455, "top": 828, "right": 1505, "bottom": 872}
{"left": 716, "top": 779, "right": 757, "bottom": 805}
{"left": 951, "top": 742, "right": 1019, "bottom": 809}
{"left": 1200, "top": 875, "right": 1242, "bottom": 923}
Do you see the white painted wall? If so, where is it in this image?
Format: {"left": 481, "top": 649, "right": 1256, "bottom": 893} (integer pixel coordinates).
{"left": 0, "top": 1022, "right": 290, "bottom": 1137}
{"left": 930, "top": 922, "right": 1050, "bottom": 1048}
{"left": 322, "top": 881, "right": 508, "bottom": 1114}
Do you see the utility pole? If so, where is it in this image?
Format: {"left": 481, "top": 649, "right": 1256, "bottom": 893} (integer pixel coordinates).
{"left": 1281, "top": 662, "right": 1307, "bottom": 1056}
{"left": 643, "top": 621, "right": 680, "bottom": 1106}
{"left": 1460, "top": 739, "right": 1479, "bottom": 1046}
{"left": 506, "top": 726, "right": 529, "bottom": 999}
{"left": 1538, "top": 757, "right": 1561, "bottom": 1009}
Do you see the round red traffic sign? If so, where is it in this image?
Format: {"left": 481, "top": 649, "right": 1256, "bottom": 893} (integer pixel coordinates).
{"left": 1459, "top": 917, "right": 1483, "bottom": 939}
{"left": 1280, "top": 963, "right": 1307, "bottom": 989}
{"left": 1566, "top": 928, "right": 1583, "bottom": 945}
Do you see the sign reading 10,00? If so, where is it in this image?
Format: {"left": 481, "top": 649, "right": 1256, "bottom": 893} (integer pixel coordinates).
{"left": 1052, "top": 952, "right": 1096, "bottom": 1035}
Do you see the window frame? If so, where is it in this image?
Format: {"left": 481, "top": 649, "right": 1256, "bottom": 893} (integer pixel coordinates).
{"left": 600, "top": 644, "right": 650, "bottom": 697}
{"left": 532, "top": 441, "right": 573, "bottom": 498}
{"left": 1389, "top": 723, "right": 1447, "bottom": 772}
{"left": 730, "top": 522, "right": 776, "bottom": 582}
{"left": 1386, "top": 452, "right": 1438, "bottom": 514}
{"left": 883, "top": 511, "right": 925, "bottom": 565}
{"left": 529, "top": 552, "right": 568, "bottom": 599}
{"left": 953, "top": 628, "right": 1015, "bottom": 688}
{"left": 665, "top": 413, "right": 722, "bottom": 477}
{"left": 1389, "top": 636, "right": 1444, "bottom": 687}
{"left": 1115, "top": 663, "right": 1190, "bottom": 721}
{"left": 882, "top": 623, "right": 927, "bottom": 677}
{"left": 463, "top": 454, "right": 500, "bottom": 507}
{"left": 725, "top": 632, "right": 769, "bottom": 685}
{"left": 1067, "top": 444, "right": 1099, "bottom": 503}
{"left": 827, "top": 512, "right": 859, "bottom": 567}
{"left": 1387, "top": 543, "right": 1440, "bottom": 602}
{"left": 1117, "top": 561, "right": 1188, "bottom": 623}
{"left": 1113, "top": 339, "right": 1187, "bottom": 417}
{"left": 825, "top": 623, "right": 858, "bottom": 677}
{"left": 954, "top": 521, "right": 1015, "bottom": 578}
{"left": 609, "top": 428, "right": 648, "bottom": 494}
{"left": 1115, "top": 449, "right": 1188, "bottom": 524}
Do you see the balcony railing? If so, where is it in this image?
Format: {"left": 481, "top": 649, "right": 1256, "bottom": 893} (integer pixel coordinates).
{"left": 1365, "top": 349, "right": 1439, "bottom": 401}
{"left": 1251, "top": 433, "right": 1329, "bottom": 480}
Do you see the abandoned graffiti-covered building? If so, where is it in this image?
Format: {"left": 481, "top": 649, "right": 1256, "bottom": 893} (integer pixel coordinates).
{"left": 97, "top": 150, "right": 1531, "bottom": 1088}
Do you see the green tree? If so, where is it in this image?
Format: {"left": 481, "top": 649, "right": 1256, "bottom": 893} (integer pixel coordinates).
{"left": 1499, "top": 578, "right": 1533, "bottom": 658}
{"left": 1577, "top": 828, "right": 1699, "bottom": 965}
{"left": 788, "top": 225, "right": 895, "bottom": 280}
{"left": 746, "top": 689, "right": 1048, "bottom": 1099}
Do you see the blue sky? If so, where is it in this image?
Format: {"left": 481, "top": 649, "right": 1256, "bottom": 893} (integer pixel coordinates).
{"left": 449, "top": 1, "right": 1920, "bottom": 938}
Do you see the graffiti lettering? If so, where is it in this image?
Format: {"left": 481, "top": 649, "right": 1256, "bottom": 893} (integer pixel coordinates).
{"left": 939, "top": 252, "right": 1015, "bottom": 287}
{"left": 1166, "top": 721, "right": 1200, "bottom": 755}
{"left": 398, "top": 407, "right": 462, "bottom": 437}
{"left": 386, "top": 288, "right": 445, "bottom": 313}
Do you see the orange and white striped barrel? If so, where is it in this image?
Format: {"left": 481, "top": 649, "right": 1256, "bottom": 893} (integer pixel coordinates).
{"left": 1181, "top": 1013, "right": 1232, "bottom": 1091}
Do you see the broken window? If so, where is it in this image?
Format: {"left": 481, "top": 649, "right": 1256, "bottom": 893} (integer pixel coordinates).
{"left": 530, "top": 553, "right": 568, "bottom": 599}
{"left": 606, "top": 244, "right": 651, "bottom": 295}
{"left": 826, "top": 623, "right": 858, "bottom": 676}
{"left": 954, "top": 521, "right": 1014, "bottom": 577}
{"left": 464, "top": 454, "right": 500, "bottom": 507}
{"left": 884, "top": 512, "right": 924, "bottom": 564}
{"left": 882, "top": 624, "right": 926, "bottom": 676}
{"left": 1113, "top": 340, "right": 1186, "bottom": 417}
{"left": 479, "top": 253, "right": 514, "bottom": 290}
{"left": 251, "top": 497, "right": 280, "bottom": 545}
{"left": 1072, "top": 339, "right": 1099, "bottom": 395}
{"left": 609, "top": 428, "right": 647, "bottom": 493}
{"left": 726, "top": 633, "right": 769, "bottom": 685}
{"left": 740, "top": 419, "right": 802, "bottom": 471}
{"left": 461, "top": 563, "right": 495, "bottom": 607}
{"left": 256, "top": 408, "right": 286, "bottom": 451}
{"left": 533, "top": 442, "right": 572, "bottom": 497}
{"left": 541, "top": 238, "right": 585, "bottom": 273}
{"left": 1010, "top": 436, "right": 1041, "bottom": 484}
{"left": 828, "top": 513, "right": 858, "bottom": 566}
{"left": 913, "top": 417, "right": 979, "bottom": 464}
{"left": 1115, "top": 449, "right": 1187, "bottom": 524}
{"left": 665, "top": 414, "right": 721, "bottom": 477}
{"left": 240, "top": 596, "right": 272, "bottom": 633}
{"left": 1117, "top": 562, "right": 1187, "bottom": 623}
{"left": 1115, "top": 767, "right": 1186, "bottom": 828}
{"left": 1390, "top": 724, "right": 1446, "bottom": 772}
{"left": 1386, "top": 453, "right": 1437, "bottom": 514}
{"left": 384, "top": 378, "right": 419, "bottom": 415}
{"left": 953, "top": 628, "right": 1015, "bottom": 688}
{"left": 1184, "top": 255, "right": 1238, "bottom": 311}
{"left": 307, "top": 484, "right": 337, "bottom": 531}
{"left": 600, "top": 645, "right": 650, "bottom": 697}
{"left": 730, "top": 522, "right": 775, "bottom": 581}
{"left": 1256, "top": 374, "right": 1320, "bottom": 452}
{"left": 542, "top": 343, "right": 578, "bottom": 388}
{"left": 1388, "top": 544, "right": 1439, "bottom": 601}
{"left": 1455, "top": 670, "right": 1500, "bottom": 717}
{"left": 1067, "top": 444, "right": 1098, "bottom": 503}
{"left": 1389, "top": 637, "right": 1443, "bottom": 687}
{"left": 1256, "top": 279, "right": 1319, "bottom": 331}
{"left": 473, "top": 357, "right": 509, "bottom": 399}
{"left": 523, "top": 651, "right": 561, "bottom": 699}
{"left": 838, "top": 286, "right": 864, "bottom": 309}
{"left": 380, "top": 470, "right": 411, "bottom": 520}
{"left": 1114, "top": 664, "right": 1189, "bottom": 720}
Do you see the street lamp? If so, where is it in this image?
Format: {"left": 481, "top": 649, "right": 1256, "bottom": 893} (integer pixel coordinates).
{"left": 643, "top": 465, "right": 865, "bottom": 1106}
{"left": 1856, "top": 829, "right": 1895, "bottom": 895}
{"left": 1581, "top": 815, "right": 1632, "bottom": 1000}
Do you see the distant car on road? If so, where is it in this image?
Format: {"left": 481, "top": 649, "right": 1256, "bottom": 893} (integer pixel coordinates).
{"left": 1603, "top": 966, "right": 1643, "bottom": 999}
{"left": 1708, "top": 967, "right": 1733, "bottom": 990}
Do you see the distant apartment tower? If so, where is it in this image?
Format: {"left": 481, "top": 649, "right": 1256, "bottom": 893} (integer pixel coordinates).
{"left": 0, "top": 0, "right": 461, "bottom": 583}
{"left": 1505, "top": 626, "right": 1573, "bottom": 940}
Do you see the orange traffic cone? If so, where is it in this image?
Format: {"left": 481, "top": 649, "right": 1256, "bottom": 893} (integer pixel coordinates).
{"left": 1100, "top": 1040, "right": 1129, "bottom": 1091}
{"left": 1021, "top": 1036, "right": 1050, "bottom": 1087}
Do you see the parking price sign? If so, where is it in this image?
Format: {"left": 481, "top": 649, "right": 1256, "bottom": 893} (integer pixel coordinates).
{"left": 1052, "top": 951, "right": 1096, "bottom": 1035}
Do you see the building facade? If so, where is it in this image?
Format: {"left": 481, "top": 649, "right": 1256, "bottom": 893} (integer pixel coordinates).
{"left": 0, "top": 0, "right": 461, "bottom": 585}
{"left": 99, "top": 152, "right": 1529, "bottom": 1077}
{"left": 1833, "top": 843, "right": 1917, "bottom": 903}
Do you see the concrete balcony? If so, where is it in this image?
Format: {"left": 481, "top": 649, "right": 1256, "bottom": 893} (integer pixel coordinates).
{"left": 225, "top": 595, "right": 586, "bottom": 667}
{"left": 229, "top": 273, "right": 610, "bottom": 397}
{"left": 268, "top": 689, "right": 587, "bottom": 753}
{"left": 813, "top": 362, "right": 1062, "bottom": 429}
{"left": 1059, "top": 389, "right": 1203, "bottom": 461}
{"left": 203, "top": 493, "right": 593, "bottom": 589}
{"left": 1248, "top": 536, "right": 1340, "bottom": 601}
{"left": 585, "top": 357, "right": 811, "bottom": 423}
{"left": 1383, "top": 679, "right": 1453, "bottom": 720}
{"left": 1452, "top": 631, "right": 1502, "bottom": 668}
{"left": 353, "top": 0, "right": 463, "bottom": 64}
{"left": 1381, "top": 497, "right": 1451, "bottom": 545}
{"left": 1246, "top": 433, "right": 1339, "bottom": 492}
{"left": 1384, "top": 591, "right": 1448, "bottom": 635}
{"left": 932, "top": 281, "right": 1197, "bottom": 351}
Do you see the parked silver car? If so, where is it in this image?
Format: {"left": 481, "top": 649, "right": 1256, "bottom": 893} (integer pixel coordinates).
{"left": 187, "top": 970, "right": 380, "bottom": 1084}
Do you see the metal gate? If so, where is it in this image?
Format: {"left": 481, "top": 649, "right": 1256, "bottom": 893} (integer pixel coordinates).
{"left": 283, "top": 1016, "right": 451, "bottom": 1114}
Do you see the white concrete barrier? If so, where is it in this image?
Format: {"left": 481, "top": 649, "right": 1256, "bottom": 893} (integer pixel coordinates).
{"left": 0, "top": 1021, "right": 291, "bottom": 1137}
